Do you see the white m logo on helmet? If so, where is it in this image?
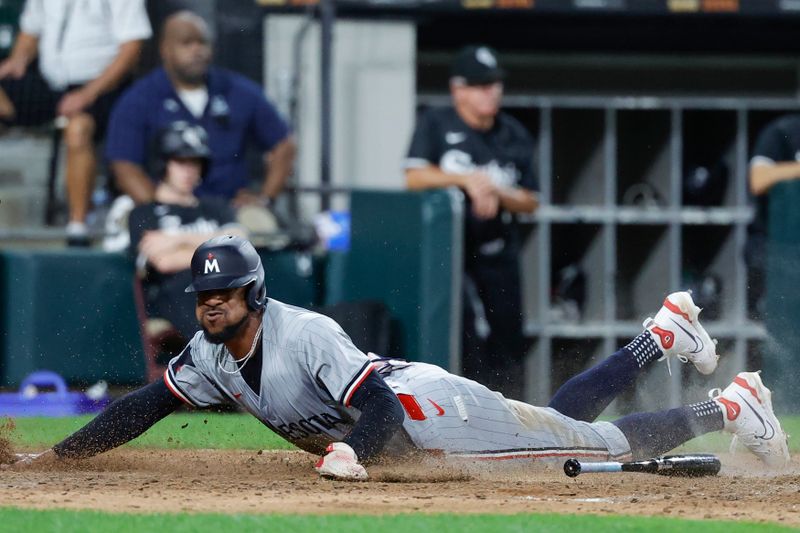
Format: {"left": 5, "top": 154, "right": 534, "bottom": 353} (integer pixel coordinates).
{"left": 204, "top": 258, "right": 220, "bottom": 274}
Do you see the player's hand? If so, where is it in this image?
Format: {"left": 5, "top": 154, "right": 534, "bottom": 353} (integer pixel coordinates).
{"left": 2, "top": 449, "right": 56, "bottom": 470}
{"left": 57, "top": 88, "right": 97, "bottom": 118}
{"left": 472, "top": 192, "right": 499, "bottom": 219}
{"left": 314, "top": 442, "right": 368, "bottom": 481}
{"left": 0, "top": 57, "right": 27, "bottom": 80}
{"left": 232, "top": 189, "right": 270, "bottom": 209}
{"left": 463, "top": 173, "right": 499, "bottom": 219}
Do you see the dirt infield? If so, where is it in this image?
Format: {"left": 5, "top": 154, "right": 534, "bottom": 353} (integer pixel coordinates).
{"left": 0, "top": 449, "right": 798, "bottom": 525}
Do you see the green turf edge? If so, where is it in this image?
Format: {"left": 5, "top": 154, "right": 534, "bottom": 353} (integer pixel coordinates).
{"left": 0, "top": 508, "right": 793, "bottom": 533}
{"left": 7, "top": 413, "right": 800, "bottom": 454}
{"left": 5, "top": 413, "right": 295, "bottom": 451}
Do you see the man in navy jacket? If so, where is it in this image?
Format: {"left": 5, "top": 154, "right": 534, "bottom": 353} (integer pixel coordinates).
{"left": 106, "top": 10, "right": 295, "bottom": 210}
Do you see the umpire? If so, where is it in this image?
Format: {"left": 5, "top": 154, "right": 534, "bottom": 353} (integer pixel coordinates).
{"left": 404, "top": 45, "right": 538, "bottom": 395}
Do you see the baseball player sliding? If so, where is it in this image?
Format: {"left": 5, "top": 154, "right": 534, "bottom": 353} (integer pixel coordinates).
{"left": 13, "top": 236, "right": 789, "bottom": 479}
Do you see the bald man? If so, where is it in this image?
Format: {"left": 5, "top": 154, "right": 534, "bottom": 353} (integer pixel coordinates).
{"left": 105, "top": 11, "right": 295, "bottom": 210}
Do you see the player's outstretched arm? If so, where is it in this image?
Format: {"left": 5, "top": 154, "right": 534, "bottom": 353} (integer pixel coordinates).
{"left": 23, "top": 379, "right": 183, "bottom": 463}
{"left": 315, "top": 371, "right": 405, "bottom": 481}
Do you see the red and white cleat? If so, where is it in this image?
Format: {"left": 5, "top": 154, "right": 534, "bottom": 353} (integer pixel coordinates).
{"left": 643, "top": 291, "right": 719, "bottom": 375}
{"left": 710, "top": 371, "right": 790, "bottom": 469}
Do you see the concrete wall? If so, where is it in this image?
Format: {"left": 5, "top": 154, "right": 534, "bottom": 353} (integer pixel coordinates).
{"left": 263, "top": 15, "right": 416, "bottom": 213}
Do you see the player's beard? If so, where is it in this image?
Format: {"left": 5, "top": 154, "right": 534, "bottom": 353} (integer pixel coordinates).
{"left": 202, "top": 312, "right": 250, "bottom": 344}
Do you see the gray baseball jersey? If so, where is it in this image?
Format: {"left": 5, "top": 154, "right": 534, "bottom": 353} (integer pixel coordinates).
{"left": 165, "top": 298, "right": 631, "bottom": 462}
{"left": 164, "top": 298, "right": 375, "bottom": 455}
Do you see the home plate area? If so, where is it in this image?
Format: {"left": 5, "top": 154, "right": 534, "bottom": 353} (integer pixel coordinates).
{"left": 0, "top": 449, "right": 798, "bottom": 525}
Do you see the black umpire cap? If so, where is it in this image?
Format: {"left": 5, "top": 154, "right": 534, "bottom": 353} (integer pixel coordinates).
{"left": 450, "top": 45, "right": 506, "bottom": 86}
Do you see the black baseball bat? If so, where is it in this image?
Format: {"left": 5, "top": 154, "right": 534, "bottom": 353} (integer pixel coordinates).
{"left": 564, "top": 453, "right": 721, "bottom": 478}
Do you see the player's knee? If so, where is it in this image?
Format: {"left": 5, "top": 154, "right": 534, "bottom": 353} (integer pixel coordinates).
{"left": 64, "top": 114, "right": 95, "bottom": 148}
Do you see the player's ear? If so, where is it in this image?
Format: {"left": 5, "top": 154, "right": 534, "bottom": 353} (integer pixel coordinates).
{"left": 240, "top": 284, "right": 252, "bottom": 304}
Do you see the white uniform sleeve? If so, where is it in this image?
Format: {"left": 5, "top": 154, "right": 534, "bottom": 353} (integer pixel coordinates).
{"left": 300, "top": 316, "right": 375, "bottom": 407}
{"left": 163, "top": 338, "right": 229, "bottom": 408}
{"left": 19, "top": 0, "right": 43, "bottom": 36}
{"left": 108, "top": 0, "right": 152, "bottom": 44}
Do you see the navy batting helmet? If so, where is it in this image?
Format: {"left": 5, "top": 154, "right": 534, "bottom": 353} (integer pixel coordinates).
{"left": 158, "top": 121, "right": 211, "bottom": 179}
{"left": 184, "top": 235, "right": 267, "bottom": 310}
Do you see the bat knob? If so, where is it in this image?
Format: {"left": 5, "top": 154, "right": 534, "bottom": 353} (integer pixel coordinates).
{"left": 564, "top": 458, "right": 581, "bottom": 478}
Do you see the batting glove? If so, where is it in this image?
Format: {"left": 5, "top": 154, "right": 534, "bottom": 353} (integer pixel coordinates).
{"left": 314, "top": 442, "right": 368, "bottom": 481}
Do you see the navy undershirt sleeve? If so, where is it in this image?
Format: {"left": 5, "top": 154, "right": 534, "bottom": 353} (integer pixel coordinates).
{"left": 343, "top": 371, "right": 404, "bottom": 462}
{"left": 53, "top": 379, "right": 183, "bottom": 459}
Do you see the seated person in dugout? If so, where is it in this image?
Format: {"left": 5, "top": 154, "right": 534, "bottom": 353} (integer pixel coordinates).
{"left": 129, "top": 122, "right": 246, "bottom": 347}
{"left": 105, "top": 11, "right": 295, "bottom": 235}
{"left": 10, "top": 236, "right": 790, "bottom": 480}
{"left": 0, "top": 0, "right": 152, "bottom": 246}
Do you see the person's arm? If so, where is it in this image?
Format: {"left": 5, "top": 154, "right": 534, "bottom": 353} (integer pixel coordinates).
{"left": 403, "top": 109, "right": 503, "bottom": 220}
{"left": 314, "top": 369, "right": 404, "bottom": 480}
{"left": 261, "top": 136, "right": 296, "bottom": 200}
{"left": 112, "top": 161, "right": 155, "bottom": 204}
{"left": 301, "top": 317, "right": 402, "bottom": 480}
{"left": 106, "top": 79, "right": 155, "bottom": 204}
{"left": 749, "top": 162, "right": 800, "bottom": 196}
{"left": 749, "top": 119, "right": 800, "bottom": 197}
{"left": 0, "top": 0, "right": 43, "bottom": 80}
{"left": 405, "top": 165, "right": 469, "bottom": 191}
{"left": 406, "top": 166, "right": 500, "bottom": 220}
{"left": 234, "top": 85, "right": 293, "bottom": 206}
{"left": 408, "top": 166, "right": 537, "bottom": 216}
{"left": 498, "top": 125, "right": 539, "bottom": 214}
{"left": 20, "top": 380, "right": 183, "bottom": 463}
{"left": 497, "top": 186, "right": 538, "bottom": 214}
{"left": 141, "top": 226, "right": 248, "bottom": 274}
{"left": 9, "top": 341, "right": 229, "bottom": 465}
{"left": 235, "top": 136, "right": 296, "bottom": 207}
{"left": 407, "top": 164, "right": 538, "bottom": 213}
{"left": 0, "top": 31, "right": 38, "bottom": 79}
{"left": 341, "top": 371, "right": 404, "bottom": 461}
{"left": 58, "top": 40, "right": 144, "bottom": 117}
